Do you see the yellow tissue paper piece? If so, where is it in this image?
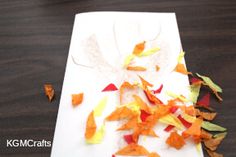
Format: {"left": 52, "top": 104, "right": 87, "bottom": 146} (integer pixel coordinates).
{"left": 166, "top": 91, "right": 188, "bottom": 102}
{"left": 138, "top": 47, "right": 160, "bottom": 57}
{"left": 120, "top": 101, "right": 140, "bottom": 113}
{"left": 94, "top": 97, "right": 108, "bottom": 117}
{"left": 189, "top": 84, "right": 201, "bottom": 103}
{"left": 177, "top": 51, "right": 185, "bottom": 63}
{"left": 124, "top": 54, "right": 135, "bottom": 67}
{"left": 86, "top": 124, "right": 106, "bottom": 144}
{"left": 196, "top": 142, "right": 202, "bottom": 156}
{"left": 196, "top": 73, "right": 222, "bottom": 93}
{"left": 159, "top": 114, "right": 183, "bottom": 130}
{"left": 182, "top": 113, "right": 196, "bottom": 123}
{"left": 201, "top": 121, "right": 226, "bottom": 132}
{"left": 213, "top": 132, "right": 227, "bottom": 138}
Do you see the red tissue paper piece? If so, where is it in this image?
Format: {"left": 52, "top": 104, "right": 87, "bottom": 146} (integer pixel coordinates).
{"left": 123, "top": 134, "right": 135, "bottom": 144}
{"left": 190, "top": 77, "right": 202, "bottom": 84}
{"left": 102, "top": 83, "right": 118, "bottom": 92}
{"left": 153, "top": 84, "right": 163, "bottom": 94}
{"left": 169, "top": 106, "right": 179, "bottom": 113}
{"left": 197, "top": 93, "right": 210, "bottom": 107}
{"left": 177, "top": 115, "right": 192, "bottom": 128}
{"left": 164, "top": 125, "right": 175, "bottom": 132}
{"left": 140, "top": 110, "right": 151, "bottom": 122}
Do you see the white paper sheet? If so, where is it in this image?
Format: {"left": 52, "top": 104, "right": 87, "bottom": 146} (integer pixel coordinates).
{"left": 51, "top": 12, "right": 204, "bottom": 157}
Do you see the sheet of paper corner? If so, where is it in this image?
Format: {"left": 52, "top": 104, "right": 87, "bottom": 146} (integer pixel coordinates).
{"left": 51, "top": 12, "right": 204, "bottom": 157}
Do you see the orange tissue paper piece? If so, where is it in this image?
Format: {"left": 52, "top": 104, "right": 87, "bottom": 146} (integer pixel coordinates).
{"left": 117, "top": 115, "right": 139, "bottom": 131}
{"left": 115, "top": 143, "right": 149, "bottom": 156}
{"left": 174, "top": 63, "right": 192, "bottom": 75}
{"left": 139, "top": 75, "right": 153, "bottom": 88}
{"left": 180, "top": 105, "right": 196, "bottom": 116}
{"left": 182, "top": 118, "right": 203, "bottom": 139}
{"left": 133, "top": 95, "right": 151, "bottom": 114}
{"left": 144, "top": 89, "right": 163, "bottom": 105}
{"left": 195, "top": 109, "right": 217, "bottom": 121}
{"left": 148, "top": 152, "right": 160, "bottom": 157}
{"left": 155, "top": 65, "right": 160, "bottom": 72}
{"left": 154, "top": 104, "right": 171, "bottom": 118}
{"left": 132, "top": 41, "right": 146, "bottom": 56}
{"left": 44, "top": 84, "right": 55, "bottom": 102}
{"left": 120, "top": 81, "right": 136, "bottom": 103}
{"left": 85, "top": 111, "right": 97, "bottom": 139}
{"left": 72, "top": 93, "right": 83, "bottom": 107}
{"left": 139, "top": 76, "right": 162, "bottom": 105}
{"left": 204, "top": 133, "right": 226, "bottom": 151}
{"left": 139, "top": 128, "right": 158, "bottom": 137}
{"left": 206, "top": 149, "right": 223, "bottom": 157}
{"left": 200, "top": 129, "right": 213, "bottom": 140}
{"left": 134, "top": 122, "right": 159, "bottom": 137}
{"left": 106, "top": 107, "right": 135, "bottom": 121}
{"left": 142, "top": 114, "right": 159, "bottom": 129}
{"left": 127, "top": 66, "right": 147, "bottom": 71}
{"left": 131, "top": 123, "right": 158, "bottom": 143}
{"left": 166, "top": 131, "right": 185, "bottom": 150}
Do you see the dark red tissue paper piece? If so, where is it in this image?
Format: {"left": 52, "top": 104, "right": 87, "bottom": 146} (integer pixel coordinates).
{"left": 197, "top": 93, "right": 210, "bottom": 107}
{"left": 153, "top": 84, "right": 163, "bottom": 94}
{"left": 102, "top": 83, "right": 118, "bottom": 92}
{"left": 190, "top": 77, "right": 202, "bottom": 84}
{"left": 164, "top": 125, "right": 175, "bottom": 132}
{"left": 123, "top": 134, "right": 135, "bottom": 144}
{"left": 177, "top": 115, "right": 192, "bottom": 128}
{"left": 169, "top": 106, "right": 179, "bottom": 113}
{"left": 140, "top": 110, "right": 151, "bottom": 122}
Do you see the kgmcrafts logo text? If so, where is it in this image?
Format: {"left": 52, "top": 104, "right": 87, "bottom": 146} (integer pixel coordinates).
{"left": 6, "top": 139, "right": 51, "bottom": 147}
